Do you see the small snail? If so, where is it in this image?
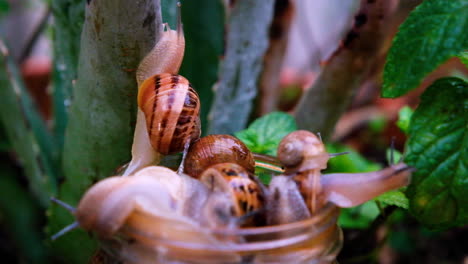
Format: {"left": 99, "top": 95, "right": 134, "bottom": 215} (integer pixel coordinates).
{"left": 124, "top": 4, "right": 200, "bottom": 176}
{"left": 200, "top": 163, "right": 265, "bottom": 223}
{"left": 276, "top": 130, "right": 413, "bottom": 213}
{"left": 277, "top": 130, "right": 329, "bottom": 213}
{"left": 51, "top": 165, "right": 258, "bottom": 241}
{"left": 58, "top": 167, "right": 197, "bottom": 239}
{"left": 183, "top": 135, "right": 256, "bottom": 178}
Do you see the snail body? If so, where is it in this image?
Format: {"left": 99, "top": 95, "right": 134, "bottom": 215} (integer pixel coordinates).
{"left": 123, "top": 7, "right": 201, "bottom": 175}
{"left": 75, "top": 167, "right": 188, "bottom": 238}
{"left": 183, "top": 135, "right": 255, "bottom": 178}
{"left": 276, "top": 130, "right": 413, "bottom": 212}
{"left": 321, "top": 163, "right": 412, "bottom": 207}
{"left": 277, "top": 130, "right": 329, "bottom": 213}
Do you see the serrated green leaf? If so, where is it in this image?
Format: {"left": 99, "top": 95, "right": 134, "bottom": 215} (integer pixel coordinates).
{"left": 383, "top": 0, "right": 468, "bottom": 98}
{"left": 375, "top": 189, "right": 409, "bottom": 209}
{"left": 405, "top": 77, "right": 467, "bottom": 229}
{"left": 396, "top": 106, "right": 414, "bottom": 134}
{"left": 235, "top": 112, "right": 297, "bottom": 156}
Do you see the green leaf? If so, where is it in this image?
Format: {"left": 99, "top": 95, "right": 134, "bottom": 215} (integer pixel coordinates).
{"left": 0, "top": 0, "right": 9, "bottom": 14}
{"left": 235, "top": 112, "right": 297, "bottom": 156}
{"left": 396, "top": 106, "right": 414, "bottom": 134}
{"left": 0, "top": 161, "right": 49, "bottom": 263}
{"left": 325, "top": 144, "right": 382, "bottom": 173}
{"left": 51, "top": 0, "right": 85, "bottom": 152}
{"left": 459, "top": 51, "right": 468, "bottom": 68}
{"left": 382, "top": 0, "right": 468, "bottom": 98}
{"left": 405, "top": 77, "right": 468, "bottom": 229}
{"left": 0, "top": 41, "right": 57, "bottom": 205}
{"left": 375, "top": 189, "right": 409, "bottom": 209}
{"left": 338, "top": 201, "right": 380, "bottom": 229}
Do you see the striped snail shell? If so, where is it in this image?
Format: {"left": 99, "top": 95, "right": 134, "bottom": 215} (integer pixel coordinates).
{"left": 138, "top": 73, "right": 201, "bottom": 155}
{"left": 200, "top": 163, "right": 264, "bottom": 218}
{"left": 123, "top": 5, "right": 190, "bottom": 175}
{"left": 183, "top": 135, "right": 255, "bottom": 178}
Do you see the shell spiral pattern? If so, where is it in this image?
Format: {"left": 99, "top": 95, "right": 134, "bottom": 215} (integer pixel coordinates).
{"left": 138, "top": 73, "right": 201, "bottom": 155}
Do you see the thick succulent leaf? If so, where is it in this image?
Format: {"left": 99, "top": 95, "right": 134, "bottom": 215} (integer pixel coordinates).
{"left": 51, "top": 0, "right": 85, "bottom": 151}
{"left": 48, "top": 1, "right": 163, "bottom": 263}
{"left": 207, "top": 0, "right": 275, "bottom": 134}
{"left": 0, "top": 161, "right": 49, "bottom": 263}
{"left": 0, "top": 41, "right": 57, "bottom": 205}
{"left": 383, "top": 0, "right": 468, "bottom": 97}
{"left": 405, "top": 77, "right": 468, "bottom": 229}
{"left": 235, "top": 111, "right": 297, "bottom": 156}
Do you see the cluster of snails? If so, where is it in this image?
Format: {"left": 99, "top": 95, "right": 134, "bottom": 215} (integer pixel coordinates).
{"left": 51, "top": 6, "right": 413, "bottom": 262}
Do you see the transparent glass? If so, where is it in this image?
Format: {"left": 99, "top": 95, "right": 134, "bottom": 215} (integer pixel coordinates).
{"left": 104, "top": 203, "right": 342, "bottom": 264}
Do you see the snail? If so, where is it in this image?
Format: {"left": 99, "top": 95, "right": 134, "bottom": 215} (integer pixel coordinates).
{"left": 123, "top": 3, "right": 200, "bottom": 176}
{"left": 51, "top": 165, "right": 260, "bottom": 241}
{"left": 52, "top": 167, "right": 202, "bottom": 240}
{"left": 199, "top": 163, "right": 265, "bottom": 226}
{"left": 183, "top": 135, "right": 256, "bottom": 178}
{"left": 277, "top": 130, "right": 329, "bottom": 214}
{"left": 276, "top": 130, "right": 413, "bottom": 214}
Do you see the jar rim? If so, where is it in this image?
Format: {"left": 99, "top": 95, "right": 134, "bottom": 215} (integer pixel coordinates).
{"left": 119, "top": 203, "right": 340, "bottom": 253}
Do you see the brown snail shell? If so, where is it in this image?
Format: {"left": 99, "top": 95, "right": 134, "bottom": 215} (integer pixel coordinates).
{"left": 138, "top": 73, "right": 201, "bottom": 155}
{"left": 277, "top": 130, "right": 329, "bottom": 174}
{"left": 183, "top": 135, "right": 255, "bottom": 178}
{"left": 200, "top": 163, "right": 264, "bottom": 218}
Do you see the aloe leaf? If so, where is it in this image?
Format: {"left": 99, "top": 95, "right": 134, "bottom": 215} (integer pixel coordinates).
{"left": 0, "top": 160, "right": 49, "bottom": 263}
{"left": 48, "top": 1, "right": 163, "bottom": 263}
{"left": 207, "top": 0, "right": 275, "bottom": 135}
{"left": 50, "top": 0, "right": 85, "bottom": 152}
{"left": 0, "top": 40, "right": 56, "bottom": 205}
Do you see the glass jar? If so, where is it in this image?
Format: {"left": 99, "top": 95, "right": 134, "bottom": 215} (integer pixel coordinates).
{"left": 103, "top": 203, "right": 342, "bottom": 264}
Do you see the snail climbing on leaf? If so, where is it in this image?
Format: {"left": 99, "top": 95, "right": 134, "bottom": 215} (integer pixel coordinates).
{"left": 123, "top": 2, "right": 201, "bottom": 176}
